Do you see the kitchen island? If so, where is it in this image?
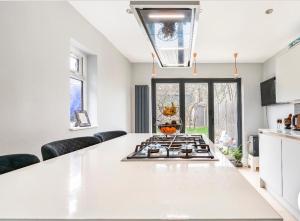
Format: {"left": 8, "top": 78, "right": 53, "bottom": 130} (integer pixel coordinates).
{"left": 0, "top": 133, "right": 281, "bottom": 221}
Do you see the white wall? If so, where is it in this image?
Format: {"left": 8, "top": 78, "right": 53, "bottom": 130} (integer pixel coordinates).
{"left": 262, "top": 52, "right": 295, "bottom": 129}
{"left": 0, "top": 2, "right": 132, "bottom": 159}
{"left": 132, "top": 63, "right": 264, "bottom": 159}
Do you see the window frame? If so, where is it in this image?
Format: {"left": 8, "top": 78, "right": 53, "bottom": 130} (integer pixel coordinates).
{"left": 151, "top": 78, "right": 242, "bottom": 146}
{"left": 69, "top": 47, "right": 88, "bottom": 124}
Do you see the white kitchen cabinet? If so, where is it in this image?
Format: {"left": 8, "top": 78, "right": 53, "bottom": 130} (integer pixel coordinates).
{"left": 282, "top": 138, "right": 300, "bottom": 211}
{"left": 276, "top": 44, "right": 300, "bottom": 102}
{"left": 259, "top": 133, "right": 282, "bottom": 196}
{"left": 259, "top": 129, "right": 300, "bottom": 219}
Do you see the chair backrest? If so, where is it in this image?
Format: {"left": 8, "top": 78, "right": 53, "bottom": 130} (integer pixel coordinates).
{"left": 41, "top": 136, "right": 101, "bottom": 161}
{"left": 0, "top": 154, "right": 40, "bottom": 175}
{"left": 94, "top": 130, "right": 127, "bottom": 142}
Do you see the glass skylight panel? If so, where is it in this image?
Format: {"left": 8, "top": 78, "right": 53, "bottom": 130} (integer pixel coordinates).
{"left": 136, "top": 8, "right": 194, "bottom": 67}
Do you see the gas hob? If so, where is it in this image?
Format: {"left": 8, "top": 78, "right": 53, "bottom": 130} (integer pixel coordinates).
{"left": 124, "top": 135, "right": 217, "bottom": 161}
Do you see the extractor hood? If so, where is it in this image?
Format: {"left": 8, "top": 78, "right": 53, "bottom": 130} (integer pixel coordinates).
{"left": 130, "top": 1, "right": 200, "bottom": 68}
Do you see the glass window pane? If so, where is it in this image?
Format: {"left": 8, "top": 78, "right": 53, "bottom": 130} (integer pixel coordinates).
{"left": 70, "top": 55, "right": 80, "bottom": 72}
{"left": 70, "top": 78, "right": 83, "bottom": 122}
{"left": 185, "top": 83, "right": 208, "bottom": 136}
{"left": 214, "top": 83, "right": 238, "bottom": 148}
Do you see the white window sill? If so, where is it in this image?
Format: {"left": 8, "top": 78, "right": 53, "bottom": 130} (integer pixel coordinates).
{"left": 69, "top": 125, "right": 98, "bottom": 131}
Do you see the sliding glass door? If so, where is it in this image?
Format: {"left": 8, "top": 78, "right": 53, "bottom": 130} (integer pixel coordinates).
{"left": 151, "top": 78, "right": 242, "bottom": 147}
{"left": 185, "top": 83, "right": 209, "bottom": 136}
{"left": 213, "top": 82, "right": 239, "bottom": 147}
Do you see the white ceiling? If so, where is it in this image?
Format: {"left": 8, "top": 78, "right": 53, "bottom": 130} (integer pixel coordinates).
{"left": 70, "top": 0, "right": 300, "bottom": 63}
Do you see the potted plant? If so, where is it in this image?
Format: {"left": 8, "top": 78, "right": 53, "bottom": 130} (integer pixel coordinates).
{"left": 231, "top": 147, "right": 243, "bottom": 167}
{"left": 219, "top": 145, "right": 243, "bottom": 167}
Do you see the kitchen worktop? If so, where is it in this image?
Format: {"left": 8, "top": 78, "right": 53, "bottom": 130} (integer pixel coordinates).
{"left": 0, "top": 133, "right": 282, "bottom": 221}
{"left": 259, "top": 128, "right": 300, "bottom": 141}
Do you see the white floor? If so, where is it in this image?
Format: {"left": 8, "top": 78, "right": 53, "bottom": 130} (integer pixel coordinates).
{"left": 238, "top": 167, "right": 297, "bottom": 221}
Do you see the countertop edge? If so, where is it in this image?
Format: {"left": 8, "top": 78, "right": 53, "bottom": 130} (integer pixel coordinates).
{"left": 0, "top": 219, "right": 283, "bottom": 221}
{"left": 259, "top": 128, "right": 300, "bottom": 141}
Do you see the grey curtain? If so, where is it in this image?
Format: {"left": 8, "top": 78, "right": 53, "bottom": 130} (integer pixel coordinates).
{"left": 135, "top": 85, "right": 149, "bottom": 133}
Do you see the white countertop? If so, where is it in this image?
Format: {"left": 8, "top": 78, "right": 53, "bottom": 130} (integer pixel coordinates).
{"left": 259, "top": 128, "right": 300, "bottom": 141}
{"left": 0, "top": 133, "right": 282, "bottom": 221}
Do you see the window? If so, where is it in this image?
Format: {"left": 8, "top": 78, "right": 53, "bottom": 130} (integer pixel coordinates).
{"left": 70, "top": 54, "right": 80, "bottom": 73}
{"left": 69, "top": 50, "right": 86, "bottom": 124}
{"left": 70, "top": 77, "right": 83, "bottom": 122}
{"left": 151, "top": 78, "right": 242, "bottom": 147}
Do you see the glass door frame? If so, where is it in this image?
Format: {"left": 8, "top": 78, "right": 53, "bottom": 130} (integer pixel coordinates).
{"left": 151, "top": 78, "right": 242, "bottom": 146}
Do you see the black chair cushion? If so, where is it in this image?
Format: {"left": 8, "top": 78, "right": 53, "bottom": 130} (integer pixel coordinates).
{"left": 94, "top": 130, "right": 127, "bottom": 142}
{"left": 41, "top": 136, "right": 101, "bottom": 161}
{"left": 0, "top": 154, "right": 40, "bottom": 175}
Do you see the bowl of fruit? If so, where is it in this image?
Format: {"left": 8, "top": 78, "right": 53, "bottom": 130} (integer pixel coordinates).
{"left": 158, "top": 120, "right": 181, "bottom": 136}
{"left": 161, "top": 102, "right": 177, "bottom": 117}
{"left": 157, "top": 103, "right": 181, "bottom": 136}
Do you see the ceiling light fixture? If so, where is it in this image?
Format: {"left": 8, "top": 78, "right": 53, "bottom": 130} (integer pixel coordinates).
{"left": 192, "top": 52, "right": 197, "bottom": 75}
{"left": 151, "top": 53, "right": 157, "bottom": 77}
{"left": 130, "top": 1, "right": 200, "bottom": 68}
{"left": 265, "top": 8, "right": 273, "bottom": 14}
{"left": 164, "top": 63, "right": 185, "bottom": 67}
{"left": 159, "top": 47, "right": 187, "bottom": 51}
{"left": 233, "top": 53, "right": 239, "bottom": 79}
{"left": 148, "top": 14, "right": 185, "bottom": 19}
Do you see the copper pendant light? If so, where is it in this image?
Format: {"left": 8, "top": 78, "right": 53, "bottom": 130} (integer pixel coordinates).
{"left": 192, "top": 52, "right": 197, "bottom": 75}
{"left": 233, "top": 53, "right": 239, "bottom": 78}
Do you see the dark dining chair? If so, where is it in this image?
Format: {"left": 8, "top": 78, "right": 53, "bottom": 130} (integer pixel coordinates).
{"left": 41, "top": 136, "right": 101, "bottom": 161}
{"left": 0, "top": 154, "right": 40, "bottom": 175}
{"left": 94, "top": 130, "right": 127, "bottom": 142}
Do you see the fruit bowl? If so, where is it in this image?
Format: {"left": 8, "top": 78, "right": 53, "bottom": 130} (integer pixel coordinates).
{"left": 161, "top": 102, "right": 177, "bottom": 117}
{"left": 157, "top": 102, "right": 181, "bottom": 136}
{"left": 157, "top": 120, "right": 181, "bottom": 136}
